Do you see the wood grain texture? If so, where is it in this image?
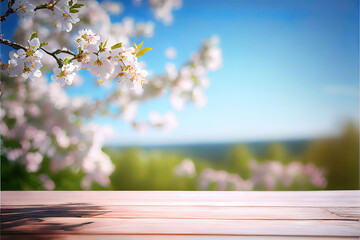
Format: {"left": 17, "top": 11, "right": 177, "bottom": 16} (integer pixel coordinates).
{"left": 4, "top": 205, "right": 358, "bottom": 220}
{"left": 2, "top": 218, "right": 360, "bottom": 236}
{"left": 1, "top": 191, "right": 360, "bottom": 239}
{"left": 2, "top": 191, "right": 360, "bottom": 207}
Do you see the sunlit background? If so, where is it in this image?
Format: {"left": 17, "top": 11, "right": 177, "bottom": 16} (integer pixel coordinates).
{"left": 1, "top": 0, "right": 359, "bottom": 191}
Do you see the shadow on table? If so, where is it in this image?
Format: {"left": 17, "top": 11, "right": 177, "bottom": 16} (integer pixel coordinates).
{"left": 1, "top": 203, "right": 108, "bottom": 239}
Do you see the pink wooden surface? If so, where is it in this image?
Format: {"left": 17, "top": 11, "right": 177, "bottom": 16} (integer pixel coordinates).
{"left": 1, "top": 191, "right": 360, "bottom": 239}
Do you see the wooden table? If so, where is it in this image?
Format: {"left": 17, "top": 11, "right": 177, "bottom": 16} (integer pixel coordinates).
{"left": 1, "top": 191, "right": 360, "bottom": 239}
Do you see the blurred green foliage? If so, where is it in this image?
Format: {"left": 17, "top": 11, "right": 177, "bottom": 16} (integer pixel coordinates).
{"left": 226, "top": 145, "right": 252, "bottom": 179}
{"left": 108, "top": 148, "right": 206, "bottom": 190}
{"left": 304, "top": 123, "right": 359, "bottom": 190}
{"left": 1, "top": 123, "right": 359, "bottom": 190}
{"left": 266, "top": 142, "right": 290, "bottom": 163}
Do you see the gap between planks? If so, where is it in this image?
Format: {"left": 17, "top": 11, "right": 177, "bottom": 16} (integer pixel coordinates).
{"left": 1, "top": 235, "right": 359, "bottom": 240}
{"left": 2, "top": 218, "right": 360, "bottom": 237}
{"left": 2, "top": 191, "right": 360, "bottom": 207}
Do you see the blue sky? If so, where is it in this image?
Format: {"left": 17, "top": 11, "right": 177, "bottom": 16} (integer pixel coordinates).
{"left": 103, "top": 0, "right": 359, "bottom": 145}
{"left": 2, "top": 0, "right": 359, "bottom": 145}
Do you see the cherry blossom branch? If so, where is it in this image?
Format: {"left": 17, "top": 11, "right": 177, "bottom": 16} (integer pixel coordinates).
{"left": 52, "top": 49, "right": 76, "bottom": 56}
{"left": 40, "top": 47, "right": 63, "bottom": 67}
{"left": 41, "top": 48, "right": 78, "bottom": 67}
{"left": 0, "top": 0, "right": 57, "bottom": 23}
{"left": 0, "top": 37, "right": 76, "bottom": 67}
{"left": 0, "top": 0, "right": 56, "bottom": 23}
{"left": 0, "top": 37, "right": 26, "bottom": 50}
{"left": 0, "top": 0, "right": 15, "bottom": 22}
{"left": 34, "top": 0, "right": 59, "bottom": 11}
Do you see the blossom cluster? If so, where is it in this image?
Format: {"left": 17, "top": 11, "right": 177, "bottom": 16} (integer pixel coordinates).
{"left": 1, "top": 74, "right": 114, "bottom": 189}
{"left": 149, "top": 0, "right": 182, "bottom": 25}
{"left": 131, "top": 111, "right": 178, "bottom": 134}
{"left": 198, "top": 168, "right": 254, "bottom": 191}
{"left": 168, "top": 36, "right": 222, "bottom": 110}
{"left": 13, "top": 0, "right": 36, "bottom": 19}
{"left": 101, "top": 1, "right": 123, "bottom": 15}
{"left": 197, "top": 160, "right": 327, "bottom": 191}
{"left": 5, "top": 0, "right": 152, "bottom": 89}
{"left": 2, "top": 28, "right": 150, "bottom": 90}
{"left": 5, "top": 38, "right": 43, "bottom": 80}
{"left": 173, "top": 157, "right": 326, "bottom": 191}
{"left": 13, "top": 0, "right": 154, "bottom": 70}
{"left": 112, "top": 36, "right": 222, "bottom": 133}
{"left": 14, "top": 0, "right": 81, "bottom": 32}
{"left": 174, "top": 159, "right": 196, "bottom": 177}
{"left": 1, "top": 0, "right": 159, "bottom": 189}
{"left": 1, "top": 0, "right": 222, "bottom": 189}
{"left": 50, "top": 29, "right": 149, "bottom": 89}
{"left": 249, "top": 160, "right": 327, "bottom": 189}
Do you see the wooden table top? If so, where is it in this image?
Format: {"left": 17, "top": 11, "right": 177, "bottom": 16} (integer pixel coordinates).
{"left": 1, "top": 191, "right": 360, "bottom": 239}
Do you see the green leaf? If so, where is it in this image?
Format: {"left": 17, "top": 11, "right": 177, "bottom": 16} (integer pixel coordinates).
{"left": 103, "top": 37, "right": 109, "bottom": 49}
{"left": 69, "top": 8, "right": 79, "bottom": 13}
{"left": 29, "top": 33, "right": 36, "bottom": 41}
{"left": 137, "top": 41, "right": 144, "bottom": 50}
{"left": 111, "top": 42, "right": 123, "bottom": 50}
{"left": 63, "top": 57, "right": 74, "bottom": 64}
{"left": 39, "top": 42, "right": 48, "bottom": 48}
{"left": 136, "top": 47, "right": 152, "bottom": 57}
{"left": 71, "top": 3, "right": 84, "bottom": 8}
{"left": 29, "top": 31, "right": 38, "bottom": 41}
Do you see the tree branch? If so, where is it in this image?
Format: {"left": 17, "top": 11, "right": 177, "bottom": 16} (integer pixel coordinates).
{"left": 52, "top": 49, "right": 76, "bottom": 57}
{"left": 0, "top": 37, "right": 77, "bottom": 68}
{"left": 0, "top": 0, "right": 16, "bottom": 22}
{"left": 0, "top": 38, "right": 26, "bottom": 50}
{"left": 40, "top": 47, "right": 63, "bottom": 67}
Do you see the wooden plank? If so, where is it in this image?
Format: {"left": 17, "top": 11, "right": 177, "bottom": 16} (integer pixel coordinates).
{"left": 3, "top": 205, "right": 358, "bottom": 220}
{"left": 93, "top": 206, "right": 360, "bottom": 220}
{"left": 2, "top": 218, "right": 360, "bottom": 237}
{"left": 2, "top": 191, "right": 360, "bottom": 207}
{"left": 2, "top": 191, "right": 360, "bottom": 238}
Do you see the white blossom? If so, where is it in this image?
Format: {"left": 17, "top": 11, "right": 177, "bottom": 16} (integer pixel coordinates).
{"left": 165, "top": 47, "right": 177, "bottom": 59}
{"left": 198, "top": 168, "right": 253, "bottom": 191}
{"left": 51, "top": 62, "right": 78, "bottom": 87}
{"left": 13, "top": 0, "right": 36, "bottom": 20}
{"left": 148, "top": 111, "right": 177, "bottom": 132}
{"left": 39, "top": 174, "right": 55, "bottom": 190}
{"left": 75, "top": 29, "right": 101, "bottom": 51}
{"left": 167, "top": 36, "right": 221, "bottom": 110}
{"left": 149, "top": 0, "right": 182, "bottom": 25}
{"left": 24, "top": 152, "right": 43, "bottom": 172}
{"left": 249, "top": 160, "right": 327, "bottom": 189}
{"left": 53, "top": 0, "right": 80, "bottom": 32}
{"left": 101, "top": 1, "right": 123, "bottom": 15}
{"left": 6, "top": 38, "right": 43, "bottom": 81}
{"left": 134, "top": 22, "right": 155, "bottom": 38}
{"left": 72, "top": 29, "right": 149, "bottom": 89}
{"left": 174, "top": 159, "right": 196, "bottom": 177}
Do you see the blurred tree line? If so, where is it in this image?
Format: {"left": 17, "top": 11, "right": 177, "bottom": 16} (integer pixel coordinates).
{"left": 1, "top": 123, "right": 359, "bottom": 190}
